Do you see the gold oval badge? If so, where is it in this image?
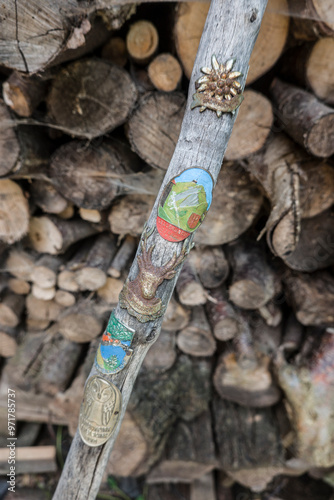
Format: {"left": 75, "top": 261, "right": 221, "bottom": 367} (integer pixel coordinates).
{"left": 79, "top": 376, "right": 122, "bottom": 447}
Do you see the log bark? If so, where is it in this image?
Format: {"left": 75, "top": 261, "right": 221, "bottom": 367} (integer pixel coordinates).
{"left": 47, "top": 59, "right": 138, "bottom": 139}
{"left": 108, "top": 235, "right": 137, "bottom": 278}
{"left": 195, "top": 164, "right": 263, "bottom": 245}
{"left": 3, "top": 71, "right": 47, "bottom": 117}
{"left": 279, "top": 38, "right": 334, "bottom": 105}
{"left": 53, "top": 0, "right": 268, "bottom": 496}
{"left": 5, "top": 248, "right": 35, "bottom": 281}
{"left": 177, "top": 306, "right": 216, "bottom": 357}
{"left": 30, "top": 180, "right": 69, "bottom": 215}
{"left": 127, "top": 92, "right": 186, "bottom": 170}
{"left": 28, "top": 216, "right": 100, "bottom": 254}
{"left": 148, "top": 54, "right": 183, "bottom": 92}
{"left": 276, "top": 330, "right": 334, "bottom": 467}
{"left": 284, "top": 270, "right": 334, "bottom": 326}
{"left": 174, "top": 0, "right": 289, "bottom": 84}
{"left": 126, "top": 20, "right": 159, "bottom": 65}
{"left": 271, "top": 79, "right": 334, "bottom": 158}
{"left": 225, "top": 90, "right": 273, "bottom": 160}
{"left": 49, "top": 139, "right": 141, "bottom": 210}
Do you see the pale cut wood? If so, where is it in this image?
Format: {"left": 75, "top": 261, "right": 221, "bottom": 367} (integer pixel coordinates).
{"left": 31, "top": 283, "right": 56, "bottom": 301}
{"left": 0, "top": 179, "right": 29, "bottom": 245}
{"left": 47, "top": 59, "right": 138, "bottom": 139}
{"left": 206, "top": 287, "right": 242, "bottom": 341}
{"left": 162, "top": 295, "right": 190, "bottom": 332}
{"left": 299, "top": 162, "right": 334, "bottom": 218}
{"left": 57, "top": 270, "right": 80, "bottom": 292}
{"left": 191, "top": 245, "right": 229, "bottom": 289}
{"left": 126, "top": 20, "right": 159, "bottom": 65}
{"left": 26, "top": 318, "right": 51, "bottom": 332}
{"left": 148, "top": 54, "right": 183, "bottom": 92}
{"left": 225, "top": 90, "right": 273, "bottom": 160}
{"left": 109, "top": 194, "right": 155, "bottom": 237}
{"left": 30, "top": 180, "right": 69, "bottom": 214}
{"left": 271, "top": 79, "right": 334, "bottom": 158}
{"left": 143, "top": 328, "right": 177, "bottom": 372}
{"left": 0, "top": 101, "right": 20, "bottom": 176}
{"left": 28, "top": 216, "right": 99, "bottom": 255}
{"left": 174, "top": 0, "right": 289, "bottom": 84}
{"left": 0, "top": 327, "right": 19, "bottom": 358}
{"left": 108, "top": 235, "right": 137, "bottom": 278}
{"left": 54, "top": 0, "right": 268, "bottom": 496}
{"left": 97, "top": 277, "right": 124, "bottom": 304}
{"left": 0, "top": 446, "right": 57, "bottom": 474}
{"left": 31, "top": 254, "right": 61, "bottom": 288}
{"left": 57, "top": 302, "right": 104, "bottom": 343}
{"left": 26, "top": 294, "right": 63, "bottom": 322}
{"left": 176, "top": 259, "right": 207, "bottom": 306}
{"left": 54, "top": 290, "right": 76, "bottom": 308}
{"left": 79, "top": 208, "right": 101, "bottom": 223}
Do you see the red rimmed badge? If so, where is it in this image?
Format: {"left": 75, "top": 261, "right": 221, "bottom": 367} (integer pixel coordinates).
{"left": 157, "top": 167, "right": 213, "bottom": 242}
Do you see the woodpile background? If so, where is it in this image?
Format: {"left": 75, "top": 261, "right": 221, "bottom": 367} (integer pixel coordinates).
{"left": 0, "top": 0, "right": 334, "bottom": 498}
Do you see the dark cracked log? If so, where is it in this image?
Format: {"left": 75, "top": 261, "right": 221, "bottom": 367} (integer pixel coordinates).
{"left": 47, "top": 59, "right": 138, "bottom": 139}
{"left": 0, "top": 179, "right": 29, "bottom": 244}
{"left": 271, "top": 78, "right": 334, "bottom": 158}
{"left": 53, "top": 0, "right": 269, "bottom": 496}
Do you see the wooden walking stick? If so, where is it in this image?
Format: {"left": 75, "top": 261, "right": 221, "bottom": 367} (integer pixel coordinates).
{"left": 53, "top": 0, "right": 268, "bottom": 497}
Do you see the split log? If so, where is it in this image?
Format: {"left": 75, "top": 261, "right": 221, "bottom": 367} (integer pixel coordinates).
{"left": 245, "top": 133, "right": 301, "bottom": 257}
{"left": 279, "top": 38, "right": 334, "bottom": 105}
{"left": 127, "top": 92, "right": 186, "bottom": 170}
{"left": 101, "top": 36, "right": 127, "bottom": 67}
{"left": 28, "top": 216, "right": 100, "bottom": 254}
{"left": 174, "top": 0, "right": 289, "bottom": 84}
{"left": 284, "top": 270, "right": 334, "bottom": 326}
{"left": 8, "top": 277, "right": 30, "bottom": 295}
{"left": 282, "top": 208, "right": 334, "bottom": 272}
{"left": 30, "top": 180, "right": 69, "bottom": 215}
{"left": 53, "top": 0, "right": 270, "bottom": 496}
{"left": 143, "top": 328, "right": 177, "bottom": 372}
{"left": 49, "top": 139, "right": 141, "bottom": 210}
{"left": 75, "top": 233, "right": 116, "bottom": 291}
{"left": 147, "top": 410, "right": 217, "bottom": 483}
{"left": 228, "top": 239, "right": 277, "bottom": 310}
{"left": 57, "top": 301, "right": 105, "bottom": 343}
{"left": 47, "top": 59, "right": 138, "bottom": 139}
{"left": 4, "top": 327, "right": 82, "bottom": 396}
{"left": 225, "top": 90, "right": 273, "bottom": 160}
{"left": 213, "top": 320, "right": 281, "bottom": 406}
{"left": 205, "top": 287, "right": 242, "bottom": 341}
{"left": 148, "top": 54, "right": 183, "bottom": 92}
{"left": 97, "top": 277, "right": 124, "bottom": 304}
{"left": 58, "top": 204, "right": 75, "bottom": 219}
{"left": 55, "top": 290, "right": 76, "bottom": 308}
{"left": 31, "top": 255, "right": 62, "bottom": 289}
{"left": 191, "top": 245, "right": 229, "bottom": 289}
{"left": 108, "top": 235, "right": 137, "bottom": 278}
{"left": 177, "top": 306, "right": 216, "bottom": 357}
{"left": 2, "top": 71, "right": 47, "bottom": 117}
{"left": 108, "top": 194, "right": 155, "bottom": 237}
{"left": 289, "top": 0, "right": 334, "bottom": 40}
{"left": 0, "top": 179, "right": 29, "bottom": 244}
{"left": 176, "top": 259, "right": 207, "bottom": 306}
{"left": 271, "top": 79, "right": 334, "bottom": 158}
{"left": 26, "top": 294, "right": 63, "bottom": 322}
{"left": 213, "top": 395, "right": 284, "bottom": 473}
{"left": 162, "top": 295, "right": 190, "bottom": 332}
{"left": 126, "top": 20, "right": 159, "bottom": 65}
{"left": 108, "top": 356, "right": 212, "bottom": 477}
{"left": 276, "top": 330, "right": 334, "bottom": 467}
{"left": 0, "top": 292, "right": 24, "bottom": 327}
{"left": 195, "top": 164, "right": 263, "bottom": 245}
{"left": 0, "top": 326, "right": 19, "bottom": 358}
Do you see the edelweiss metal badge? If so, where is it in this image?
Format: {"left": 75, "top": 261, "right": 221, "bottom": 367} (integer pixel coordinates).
{"left": 191, "top": 55, "right": 244, "bottom": 116}
{"left": 79, "top": 376, "right": 122, "bottom": 447}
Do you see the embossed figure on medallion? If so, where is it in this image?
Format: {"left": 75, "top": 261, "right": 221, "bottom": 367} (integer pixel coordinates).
{"left": 191, "top": 55, "right": 244, "bottom": 116}
{"left": 120, "top": 227, "right": 192, "bottom": 322}
{"left": 79, "top": 375, "right": 122, "bottom": 447}
{"left": 95, "top": 312, "right": 135, "bottom": 374}
{"left": 157, "top": 167, "right": 213, "bottom": 242}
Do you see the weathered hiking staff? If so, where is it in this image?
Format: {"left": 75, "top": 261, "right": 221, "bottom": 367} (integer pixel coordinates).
{"left": 53, "top": 0, "right": 268, "bottom": 497}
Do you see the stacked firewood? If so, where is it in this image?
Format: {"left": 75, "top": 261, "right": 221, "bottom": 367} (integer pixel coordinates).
{"left": 0, "top": 0, "right": 334, "bottom": 498}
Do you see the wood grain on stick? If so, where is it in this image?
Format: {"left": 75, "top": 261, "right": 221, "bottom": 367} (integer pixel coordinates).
{"left": 53, "top": 0, "right": 268, "bottom": 497}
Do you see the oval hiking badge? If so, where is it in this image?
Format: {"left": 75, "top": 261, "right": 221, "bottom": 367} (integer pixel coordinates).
{"left": 157, "top": 167, "right": 213, "bottom": 242}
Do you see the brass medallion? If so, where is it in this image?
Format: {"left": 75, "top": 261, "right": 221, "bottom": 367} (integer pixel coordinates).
{"left": 79, "top": 376, "right": 122, "bottom": 447}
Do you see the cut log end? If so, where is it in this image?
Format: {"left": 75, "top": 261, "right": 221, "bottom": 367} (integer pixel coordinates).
{"left": 148, "top": 54, "right": 183, "bottom": 92}
{"left": 126, "top": 20, "right": 159, "bottom": 65}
